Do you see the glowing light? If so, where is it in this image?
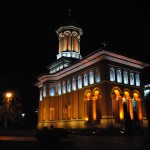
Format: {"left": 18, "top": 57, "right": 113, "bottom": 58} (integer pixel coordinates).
{"left": 92, "top": 100, "right": 96, "bottom": 120}
{"left": 123, "top": 97, "right": 125, "bottom": 102}
{"left": 21, "top": 113, "right": 25, "bottom": 117}
{"left": 85, "top": 92, "right": 91, "bottom": 101}
{"left": 119, "top": 112, "right": 124, "bottom": 120}
{"left": 6, "top": 92, "right": 12, "bottom": 98}
{"left": 85, "top": 117, "right": 89, "bottom": 121}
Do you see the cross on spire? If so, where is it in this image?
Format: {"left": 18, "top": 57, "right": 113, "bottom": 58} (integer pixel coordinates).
{"left": 101, "top": 41, "right": 107, "bottom": 48}
{"left": 67, "top": 8, "right": 71, "bottom": 16}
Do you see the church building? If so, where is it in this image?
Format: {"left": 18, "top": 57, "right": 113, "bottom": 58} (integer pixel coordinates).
{"left": 35, "top": 23, "right": 149, "bottom": 130}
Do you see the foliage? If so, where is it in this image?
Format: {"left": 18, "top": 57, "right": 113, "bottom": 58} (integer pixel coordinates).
{"left": 35, "top": 127, "right": 68, "bottom": 146}
{"left": 145, "top": 92, "right": 150, "bottom": 127}
{"left": 0, "top": 93, "right": 22, "bottom": 129}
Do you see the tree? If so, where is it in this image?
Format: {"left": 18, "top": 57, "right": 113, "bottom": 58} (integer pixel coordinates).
{"left": 0, "top": 92, "right": 22, "bottom": 130}
{"left": 145, "top": 92, "right": 150, "bottom": 127}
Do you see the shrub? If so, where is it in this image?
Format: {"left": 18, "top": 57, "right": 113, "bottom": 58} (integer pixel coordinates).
{"left": 35, "top": 127, "right": 68, "bottom": 146}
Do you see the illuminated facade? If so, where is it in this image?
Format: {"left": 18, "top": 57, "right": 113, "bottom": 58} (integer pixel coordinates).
{"left": 35, "top": 24, "right": 150, "bottom": 130}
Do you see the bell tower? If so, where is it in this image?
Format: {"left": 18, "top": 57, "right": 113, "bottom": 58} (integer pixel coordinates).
{"left": 56, "top": 25, "right": 83, "bottom": 60}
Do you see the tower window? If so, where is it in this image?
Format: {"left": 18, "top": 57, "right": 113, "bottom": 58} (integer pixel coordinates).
{"left": 78, "top": 76, "right": 82, "bottom": 89}
{"left": 40, "top": 89, "right": 42, "bottom": 101}
{"left": 62, "top": 82, "right": 66, "bottom": 94}
{"left": 135, "top": 74, "right": 140, "bottom": 86}
{"left": 95, "top": 69, "right": 100, "bottom": 83}
{"left": 58, "top": 83, "right": 61, "bottom": 95}
{"left": 49, "top": 85, "right": 55, "bottom": 96}
{"left": 117, "top": 69, "right": 122, "bottom": 83}
{"left": 67, "top": 80, "right": 71, "bottom": 92}
{"left": 89, "top": 71, "right": 94, "bottom": 84}
{"left": 130, "top": 73, "right": 134, "bottom": 85}
{"left": 123, "top": 71, "right": 128, "bottom": 84}
{"left": 43, "top": 85, "right": 46, "bottom": 97}
{"left": 72, "top": 78, "right": 76, "bottom": 91}
{"left": 110, "top": 68, "right": 115, "bottom": 81}
{"left": 84, "top": 74, "right": 88, "bottom": 86}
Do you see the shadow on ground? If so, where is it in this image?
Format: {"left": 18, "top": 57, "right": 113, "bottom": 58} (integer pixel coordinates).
{"left": 0, "top": 140, "right": 76, "bottom": 150}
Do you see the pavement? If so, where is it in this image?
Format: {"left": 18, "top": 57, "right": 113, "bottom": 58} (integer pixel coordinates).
{"left": 0, "top": 129, "right": 150, "bottom": 150}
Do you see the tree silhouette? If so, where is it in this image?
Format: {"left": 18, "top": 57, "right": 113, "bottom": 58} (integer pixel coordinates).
{"left": 0, "top": 92, "right": 22, "bottom": 130}
{"left": 145, "top": 92, "right": 150, "bottom": 127}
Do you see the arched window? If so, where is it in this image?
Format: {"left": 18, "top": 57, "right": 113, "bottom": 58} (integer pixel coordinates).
{"left": 135, "top": 74, "right": 140, "bottom": 86}
{"left": 72, "top": 78, "right": 76, "bottom": 91}
{"left": 123, "top": 71, "right": 128, "bottom": 84}
{"left": 95, "top": 69, "right": 100, "bottom": 83}
{"left": 89, "top": 71, "right": 94, "bottom": 84}
{"left": 78, "top": 76, "right": 82, "bottom": 89}
{"left": 110, "top": 68, "right": 115, "bottom": 81}
{"left": 67, "top": 80, "right": 71, "bottom": 92}
{"left": 58, "top": 83, "right": 61, "bottom": 95}
{"left": 130, "top": 73, "right": 134, "bottom": 85}
{"left": 84, "top": 74, "right": 88, "bottom": 86}
{"left": 62, "top": 82, "right": 66, "bottom": 94}
{"left": 117, "top": 69, "right": 122, "bottom": 83}
{"left": 40, "top": 89, "right": 42, "bottom": 101}
{"left": 49, "top": 85, "right": 55, "bottom": 96}
{"left": 43, "top": 84, "right": 46, "bottom": 97}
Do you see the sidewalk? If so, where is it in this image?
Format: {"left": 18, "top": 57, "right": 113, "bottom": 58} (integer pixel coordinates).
{"left": 0, "top": 130, "right": 36, "bottom": 137}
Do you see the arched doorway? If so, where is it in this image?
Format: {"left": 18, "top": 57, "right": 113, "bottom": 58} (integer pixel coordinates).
{"left": 133, "top": 92, "right": 142, "bottom": 121}
{"left": 92, "top": 88, "right": 102, "bottom": 123}
{"left": 84, "top": 89, "right": 102, "bottom": 124}
{"left": 84, "top": 90, "right": 92, "bottom": 122}
{"left": 123, "top": 90, "right": 133, "bottom": 133}
{"left": 111, "top": 88, "right": 122, "bottom": 122}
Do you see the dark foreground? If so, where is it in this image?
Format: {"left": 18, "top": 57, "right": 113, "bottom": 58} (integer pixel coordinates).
{"left": 0, "top": 130, "right": 150, "bottom": 150}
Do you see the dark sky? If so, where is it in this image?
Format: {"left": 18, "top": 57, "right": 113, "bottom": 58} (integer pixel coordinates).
{"left": 0, "top": 0, "right": 150, "bottom": 115}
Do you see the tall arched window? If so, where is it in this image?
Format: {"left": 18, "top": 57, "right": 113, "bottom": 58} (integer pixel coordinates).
{"left": 43, "top": 84, "right": 46, "bottom": 97}
{"left": 67, "top": 80, "right": 71, "bottom": 92}
{"left": 40, "top": 89, "right": 42, "bottom": 101}
{"left": 135, "top": 74, "right": 140, "bottom": 86}
{"left": 58, "top": 83, "right": 61, "bottom": 95}
{"left": 110, "top": 68, "right": 115, "bottom": 81}
{"left": 84, "top": 74, "right": 88, "bottom": 86}
{"left": 95, "top": 69, "right": 100, "bottom": 83}
{"left": 123, "top": 71, "right": 128, "bottom": 84}
{"left": 117, "top": 69, "right": 122, "bottom": 83}
{"left": 78, "top": 76, "right": 82, "bottom": 89}
{"left": 49, "top": 85, "right": 55, "bottom": 96}
{"left": 72, "top": 78, "right": 76, "bottom": 91}
{"left": 89, "top": 71, "right": 94, "bottom": 84}
{"left": 62, "top": 82, "right": 66, "bottom": 94}
{"left": 130, "top": 73, "right": 134, "bottom": 85}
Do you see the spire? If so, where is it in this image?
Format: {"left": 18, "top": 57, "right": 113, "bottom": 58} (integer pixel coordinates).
{"left": 55, "top": 8, "right": 83, "bottom": 60}
{"left": 101, "top": 41, "right": 108, "bottom": 48}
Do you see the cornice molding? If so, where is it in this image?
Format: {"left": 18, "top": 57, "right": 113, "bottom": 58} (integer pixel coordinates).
{"left": 35, "top": 50, "right": 150, "bottom": 86}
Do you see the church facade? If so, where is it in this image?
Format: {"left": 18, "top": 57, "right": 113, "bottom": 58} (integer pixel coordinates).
{"left": 35, "top": 24, "right": 149, "bottom": 130}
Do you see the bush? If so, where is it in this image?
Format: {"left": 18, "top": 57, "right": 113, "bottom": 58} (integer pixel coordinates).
{"left": 35, "top": 127, "right": 68, "bottom": 146}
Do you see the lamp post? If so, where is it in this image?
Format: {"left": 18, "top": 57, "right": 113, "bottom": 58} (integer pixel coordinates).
{"left": 4, "top": 92, "right": 13, "bottom": 130}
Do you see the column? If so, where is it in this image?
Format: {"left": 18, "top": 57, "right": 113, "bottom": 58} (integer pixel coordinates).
{"left": 62, "top": 34, "right": 65, "bottom": 51}
{"left": 128, "top": 98, "right": 134, "bottom": 120}
{"left": 84, "top": 100, "right": 89, "bottom": 121}
{"left": 118, "top": 97, "right": 124, "bottom": 120}
{"left": 68, "top": 34, "right": 71, "bottom": 50}
{"left": 137, "top": 99, "right": 142, "bottom": 120}
{"left": 92, "top": 98, "right": 97, "bottom": 120}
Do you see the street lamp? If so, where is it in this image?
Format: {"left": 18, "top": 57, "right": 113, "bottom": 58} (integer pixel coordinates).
{"left": 4, "top": 92, "right": 13, "bottom": 130}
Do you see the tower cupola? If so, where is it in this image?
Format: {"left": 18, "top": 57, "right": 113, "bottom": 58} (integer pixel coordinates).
{"left": 56, "top": 25, "right": 83, "bottom": 60}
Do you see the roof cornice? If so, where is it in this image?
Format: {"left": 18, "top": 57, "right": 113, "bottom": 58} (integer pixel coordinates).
{"left": 35, "top": 50, "right": 150, "bottom": 86}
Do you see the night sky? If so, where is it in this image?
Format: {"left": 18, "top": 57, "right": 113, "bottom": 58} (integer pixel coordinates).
{"left": 0, "top": 0, "right": 150, "bottom": 123}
